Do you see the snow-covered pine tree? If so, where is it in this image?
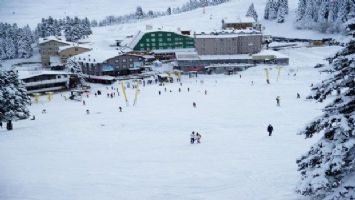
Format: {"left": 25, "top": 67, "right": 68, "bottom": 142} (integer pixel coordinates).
{"left": 327, "top": 0, "right": 339, "bottom": 33}
{"left": 264, "top": 0, "right": 272, "bottom": 20}
{"left": 276, "top": 0, "right": 288, "bottom": 23}
{"left": 0, "top": 38, "right": 6, "bottom": 60}
{"left": 296, "top": 38, "right": 355, "bottom": 200}
{"left": 317, "top": 0, "right": 330, "bottom": 32}
{"left": 337, "top": 0, "right": 351, "bottom": 24}
{"left": 246, "top": 3, "right": 258, "bottom": 22}
{"left": 136, "top": 6, "right": 144, "bottom": 19}
{"left": 167, "top": 7, "right": 172, "bottom": 15}
{"left": 296, "top": 0, "right": 307, "bottom": 22}
{"left": 269, "top": 0, "right": 278, "bottom": 20}
{"left": 4, "top": 38, "right": 16, "bottom": 59}
{"left": 0, "top": 70, "right": 31, "bottom": 130}
{"left": 301, "top": 0, "right": 315, "bottom": 29}
{"left": 65, "top": 58, "right": 85, "bottom": 86}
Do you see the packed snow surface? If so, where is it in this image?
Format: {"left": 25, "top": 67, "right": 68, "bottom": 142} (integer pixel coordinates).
{"left": 0, "top": 46, "right": 341, "bottom": 200}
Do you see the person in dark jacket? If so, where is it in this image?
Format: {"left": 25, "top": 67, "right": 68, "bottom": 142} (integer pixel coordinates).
{"left": 190, "top": 131, "right": 195, "bottom": 144}
{"left": 267, "top": 124, "right": 274, "bottom": 136}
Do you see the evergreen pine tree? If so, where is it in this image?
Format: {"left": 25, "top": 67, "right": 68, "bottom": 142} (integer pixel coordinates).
{"left": 296, "top": 38, "right": 355, "bottom": 200}
{"left": 246, "top": 3, "right": 258, "bottom": 22}
{"left": 317, "top": 0, "right": 330, "bottom": 32}
{"left": 0, "top": 70, "right": 31, "bottom": 130}
{"left": 136, "top": 6, "right": 144, "bottom": 19}
{"left": 296, "top": 0, "right": 307, "bottom": 21}
{"left": 264, "top": 0, "right": 272, "bottom": 20}
{"left": 167, "top": 7, "right": 172, "bottom": 15}
{"left": 277, "top": 0, "right": 287, "bottom": 23}
{"left": 269, "top": 0, "right": 278, "bottom": 20}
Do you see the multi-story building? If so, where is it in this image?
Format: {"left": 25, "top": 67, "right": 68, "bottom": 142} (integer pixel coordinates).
{"left": 194, "top": 30, "right": 263, "bottom": 55}
{"left": 38, "top": 36, "right": 72, "bottom": 67}
{"left": 73, "top": 49, "right": 149, "bottom": 76}
{"left": 19, "top": 71, "right": 74, "bottom": 94}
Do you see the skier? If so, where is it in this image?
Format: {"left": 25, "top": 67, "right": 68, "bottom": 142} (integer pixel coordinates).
{"left": 297, "top": 93, "right": 301, "bottom": 99}
{"left": 158, "top": 91, "right": 161, "bottom": 95}
{"left": 204, "top": 90, "right": 207, "bottom": 95}
{"left": 190, "top": 131, "right": 195, "bottom": 144}
{"left": 187, "top": 87, "right": 190, "bottom": 92}
{"left": 164, "top": 87, "right": 167, "bottom": 92}
{"left": 0, "top": 122, "right": 2, "bottom": 128}
{"left": 83, "top": 100, "right": 86, "bottom": 106}
{"left": 30, "top": 115, "right": 35, "bottom": 120}
{"left": 178, "top": 88, "right": 181, "bottom": 92}
{"left": 42, "top": 109, "right": 46, "bottom": 114}
{"left": 193, "top": 102, "right": 196, "bottom": 108}
{"left": 267, "top": 124, "right": 274, "bottom": 136}
{"left": 276, "top": 96, "right": 280, "bottom": 106}
{"left": 86, "top": 109, "right": 90, "bottom": 115}
{"left": 196, "top": 132, "right": 202, "bottom": 144}
{"left": 119, "top": 107, "right": 122, "bottom": 112}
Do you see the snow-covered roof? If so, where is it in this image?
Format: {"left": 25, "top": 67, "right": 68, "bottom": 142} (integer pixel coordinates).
{"left": 18, "top": 70, "right": 71, "bottom": 80}
{"left": 224, "top": 16, "right": 256, "bottom": 24}
{"left": 205, "top": 63, "right": 254, "bottom": 68}
{"left": 49, "top": 56, "right": 62, "bottom": 66}
{"left": 253, "top": 50, "right": 289, "bottom": 59}
{"left": 38, "top": 36, "right": 72, "bottom": 45}
{"left": 176, "top": 51, "right": 252, "bottom": 61}
{"left": 175, "top": 52, "right": 200, "bottom": 60}
{"left": 199, "top": 54, "right": 251, "bottom": 60}
{"left": 82, "top": 74, "right": 116, "bottom": 80}
{"left": 58, "top": 44, "right": 91, "bottom": 52}
{"left": 71, "top": 47, "right": 131, "bottom": 63}
{"left": 195, "top": 30, "right": 261, "bottom": 38}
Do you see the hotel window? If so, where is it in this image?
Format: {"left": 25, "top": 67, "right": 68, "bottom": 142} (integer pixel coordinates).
{"left": 158, "top": 33, "right": 162, "bottom": 37}
{"left": 158, "top": 38, "right": 163, "bottom": 42}
{"left": 123, "top": 59, "right": 126, "bottom": 62}
{"left": 146, "top": 39, "right": 150, "bottom": 42}
{"left": 151, "top": 33, "right": 155, "bottom": 37}
{"left": 167, "top": 33, "right": 171, "bottom": 36}
{"left": 129, "top": 58, "right": 133, "bottom": 62}
{"left": 151, "top": 38, "right": 156, "bottom": 42}
{"left": 167, "top": 38, "right": 171, "bottom": 42}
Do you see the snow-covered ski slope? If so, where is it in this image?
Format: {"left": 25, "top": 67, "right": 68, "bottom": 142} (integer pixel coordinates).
{"left": 0, "top": 0, "right": 344, "bottom": 44}
{"left": 0, "top": 46, "right": 342, "bottom": 200}
{"left": 0, "top": 0, "right": 189, "bottom": 26}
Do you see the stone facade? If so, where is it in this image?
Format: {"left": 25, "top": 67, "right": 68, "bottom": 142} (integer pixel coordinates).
{"left": 39, "top": 38, "right": 71, "bottom": 67}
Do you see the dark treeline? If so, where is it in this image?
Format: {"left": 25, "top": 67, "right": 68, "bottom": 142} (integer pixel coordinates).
{"left": 35, "top": 16, "right": 92, "bottom": 42}
{"left": 0, "top": 23, "right": 34, "bottom": 60}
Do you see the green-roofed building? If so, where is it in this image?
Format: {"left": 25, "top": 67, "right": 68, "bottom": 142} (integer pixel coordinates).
{"left": 129, "top": 31, "right": 195, "bottom": 51}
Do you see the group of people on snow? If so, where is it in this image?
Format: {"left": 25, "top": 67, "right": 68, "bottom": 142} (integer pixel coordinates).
{"left": 190, "top": 131, "right": 202, "bottom": 144}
